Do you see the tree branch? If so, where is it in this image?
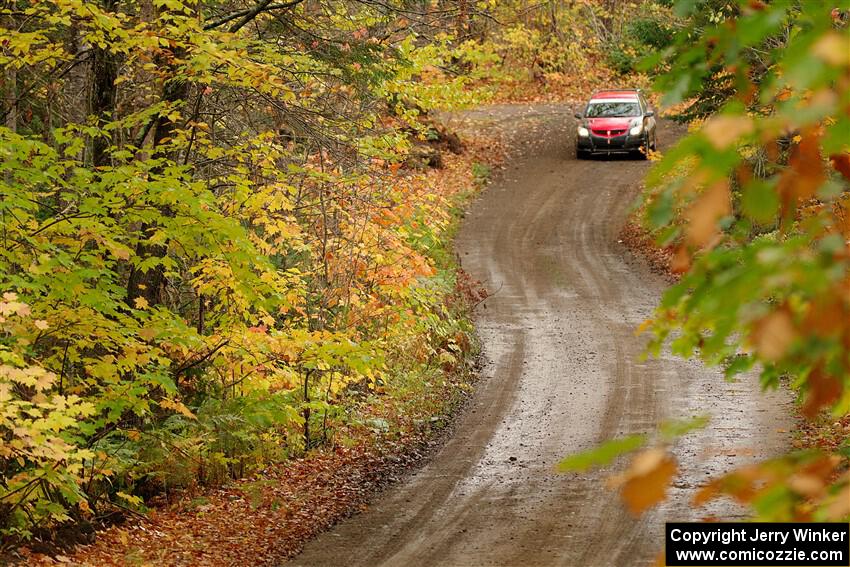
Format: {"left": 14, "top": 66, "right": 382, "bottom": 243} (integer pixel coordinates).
{"left": 203, "top": 0, "right": 305, "bottom": 32}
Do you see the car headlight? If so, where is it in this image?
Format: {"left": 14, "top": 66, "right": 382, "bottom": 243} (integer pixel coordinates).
{"left": 629, "top": 123, "right": 643, "bottom": 136}
{"left": 578, "top": 126, "right": 589, "bottom": 137}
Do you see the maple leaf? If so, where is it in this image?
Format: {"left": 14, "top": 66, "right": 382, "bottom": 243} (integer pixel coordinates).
{"left": 612, "top": 448, "right": 678, "bottom": 516}
{"left": 802, "top": 366, "right": 843, "bottom": 419}
{"left": 159, "top": 398, "right": 197, "bottom": 419}
{"left": 750, "top": 307, "right": 797, "bottom": 362}
{"left": 702, "top": 115, "right": 753, "bottom": 149}
{"left": 685, "top": 180, "right": 730, "bottom": 249}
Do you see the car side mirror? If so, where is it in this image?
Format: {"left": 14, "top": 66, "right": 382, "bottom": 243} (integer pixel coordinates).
{"left": 645, "top": 111, "right": 655, "bottom": 118}
{"left": 574, "top": 113, "right": 582, "bottom": 119}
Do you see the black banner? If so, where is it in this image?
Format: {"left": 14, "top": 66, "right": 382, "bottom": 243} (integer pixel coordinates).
{"left": 666, "top": 522, "right": 850, "bottom": 566}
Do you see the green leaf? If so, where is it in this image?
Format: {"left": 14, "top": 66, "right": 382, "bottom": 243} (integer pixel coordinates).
{"left": 557, "top": 435, "right": 646, "bottom": 473}
{"left": 741, "top": 180, "right": 779, "bottom": 226}
{"left": 659, "top": 416, "right": 710, "bottom": 441}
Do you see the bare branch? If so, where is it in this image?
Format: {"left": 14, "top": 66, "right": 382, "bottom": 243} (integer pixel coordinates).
{"left": 203, "top": 0, "right": 305, "bottom": 31}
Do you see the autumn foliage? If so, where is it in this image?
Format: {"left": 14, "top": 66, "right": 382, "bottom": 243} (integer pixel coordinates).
{"left": 637, "top": 1, "right": 850, "bottom": 522}
{"left": 5, "top": 0, "right": 847, "bottom": 560}
{"left": 0, "top": 0, "right": 497, "bottom": 544}
{"left": 560, "top": 0, "right": 850, "bottom": 528}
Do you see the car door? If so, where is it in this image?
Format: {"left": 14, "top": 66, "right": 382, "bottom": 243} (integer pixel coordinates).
{"left": 639, "top": 93, "right": 656, "bottom": 136}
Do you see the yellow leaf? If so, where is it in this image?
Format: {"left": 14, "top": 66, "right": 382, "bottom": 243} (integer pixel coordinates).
{"left": 635, "top": 319, "right": 653, "bottom": 336}
{"left": 811, "top": 32, "right": 850, "bottom": 66}
{"left": 160, "top": 398, "right": 196, "bottom": 419}
{"left": 34, "top": 319, "right": 49, "bottom": 330}
{"left": 34, "top": 368, "right": 55, "bottom": 391}
{"left": 134, "top": 296, "right": 149, "bottom": 310}
{"left": 110, "top": 245, "right": 131, "bottom": 261}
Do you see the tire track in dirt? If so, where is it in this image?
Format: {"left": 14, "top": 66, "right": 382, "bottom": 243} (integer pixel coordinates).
{"left": 287, "top": 104, "right": 792, "bottom": 567}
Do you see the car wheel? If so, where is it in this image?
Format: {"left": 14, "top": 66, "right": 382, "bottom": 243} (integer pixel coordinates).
{"left": 576, "top": 148, "right": 586, "bottom": 160}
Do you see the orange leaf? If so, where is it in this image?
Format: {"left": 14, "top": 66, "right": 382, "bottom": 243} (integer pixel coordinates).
{"left": 787, "top": 473, "right": 825, "bottom": 497}
{"left": 792, "top": 130, "right": 825, "bottom": 201}
{"left": 685, "top": 180, "right": 731, "bottom": 249}
{"left": 825, "top": 485, "right": 850, "bottom": 520}
{"left": 830, "top": 153, "right": 850, "bottom": 182}
{"left": 700, "top": 465, "right": 766, "bottom": 506}
{"left": 671, "top": 244, "right": 691, "bottom": 274}
{"left": 750, "top": 307, "right": 796, "bottom": 362}
{"left": 779, "top": 130, "right": 825, "bottom": 219}
{"left": 802, "top": 365, "right": 843, "bottom": 418}
{"left": 618, "top": 448, "right": 678, "bottom": 516}
{"left": 801, "top": 295, "right": 846, "bottom": 338}
{"left": 693, "top": 478, "right": 723, "bottom": 507}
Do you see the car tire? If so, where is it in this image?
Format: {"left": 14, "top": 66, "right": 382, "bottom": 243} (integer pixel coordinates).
{"left": 576, "top": 148, "right": 587, "bottom": 160}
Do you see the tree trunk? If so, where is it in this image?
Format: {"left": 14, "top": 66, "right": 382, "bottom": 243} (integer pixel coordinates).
{"left": 3, "top": 11, "right": 17, "bottom": 134}
{"left": 126, "top": 2, "right": 195, "bottom": 308}
{"left": 89, "top": 1, "right": 119, "bottom": 167}
{"left": 4, "top": 67, "right": 15, "bottom": 133}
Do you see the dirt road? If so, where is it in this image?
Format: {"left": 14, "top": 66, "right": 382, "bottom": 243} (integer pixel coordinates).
{"left": 289, "top": 104, "right": 791, "bottom": 567}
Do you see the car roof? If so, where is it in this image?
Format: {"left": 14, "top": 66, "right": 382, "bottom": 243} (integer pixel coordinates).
{"left": 591, "top": 90, "right": 640, "bottom": 100}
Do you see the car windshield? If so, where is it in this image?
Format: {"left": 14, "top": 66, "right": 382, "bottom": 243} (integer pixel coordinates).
{"left": 585, "top": 102, "right": 640, "bottom": 118}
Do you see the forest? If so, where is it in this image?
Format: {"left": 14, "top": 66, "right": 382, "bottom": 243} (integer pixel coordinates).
{"left": 1, "top": 0, "right": 848, "bottom": 565}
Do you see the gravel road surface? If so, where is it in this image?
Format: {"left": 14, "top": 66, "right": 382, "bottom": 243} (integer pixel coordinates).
{"left": 289, "top": 104, "right": 791, "bottom": 567}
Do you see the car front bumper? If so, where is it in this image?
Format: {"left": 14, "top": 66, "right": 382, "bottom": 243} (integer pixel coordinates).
{"left": 577, "top": 132, "right": 645, "bottom": 154}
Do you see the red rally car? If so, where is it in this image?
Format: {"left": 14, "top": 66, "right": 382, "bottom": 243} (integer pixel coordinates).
{"left": 574, "top": 89, "right": 657, "bottom": 159}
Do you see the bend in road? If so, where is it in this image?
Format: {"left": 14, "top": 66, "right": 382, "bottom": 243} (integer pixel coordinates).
{"left": 288, "top": 104, "right": 791, "bottom": 567}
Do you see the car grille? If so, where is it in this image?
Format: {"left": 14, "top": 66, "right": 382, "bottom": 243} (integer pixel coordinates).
{"left": 592, "top": 128, "right": 627, "bottom": 137}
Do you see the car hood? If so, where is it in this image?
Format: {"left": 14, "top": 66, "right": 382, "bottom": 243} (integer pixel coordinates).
{"left": 586, "top": 117, "right": 633, "bottom": 129}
